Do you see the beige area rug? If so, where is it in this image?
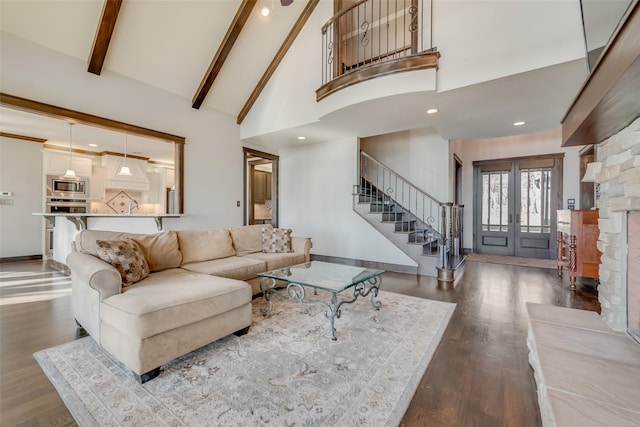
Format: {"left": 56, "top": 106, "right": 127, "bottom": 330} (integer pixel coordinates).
{"left": 465, "top": 253, "right": 557, "bottom": 270}
{"left": 34, "top": 290, "right": 455, "bottom": 426}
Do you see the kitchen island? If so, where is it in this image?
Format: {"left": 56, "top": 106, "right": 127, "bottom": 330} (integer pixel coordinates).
{"left": 35, "top": 213, "right": 181, "bottom": 231}
{"left": 33, "top": 213, "right": 182, "bottom": 268}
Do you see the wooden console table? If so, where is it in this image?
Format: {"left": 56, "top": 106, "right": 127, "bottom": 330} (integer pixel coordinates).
{"left": 557, "top": 210, "right": 601, "bottom": 289}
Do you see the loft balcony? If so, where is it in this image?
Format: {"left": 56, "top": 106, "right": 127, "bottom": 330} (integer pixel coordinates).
{"left": 316, "top": 0, "right": 440, "bottom": 101}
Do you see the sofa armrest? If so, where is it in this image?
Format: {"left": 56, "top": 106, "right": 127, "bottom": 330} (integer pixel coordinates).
{"left": 291, "top": 236, "right": 312, "bottom": 263}
{"left": 67, "top": 252, "right": 122, "bottom": 301}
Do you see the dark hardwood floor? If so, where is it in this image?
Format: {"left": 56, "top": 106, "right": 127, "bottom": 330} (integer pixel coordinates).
{"left": 0, "top": 259, "right": 600, "bottom": 426}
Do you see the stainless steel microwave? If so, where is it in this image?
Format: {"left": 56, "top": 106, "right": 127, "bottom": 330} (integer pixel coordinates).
{"left": 47, "top": 175, "right": 90, "bottom": 199}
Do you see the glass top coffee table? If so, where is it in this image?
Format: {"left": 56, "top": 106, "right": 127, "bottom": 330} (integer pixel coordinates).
{"left": 258, "top": 261, "right": 384, "bottom": 340}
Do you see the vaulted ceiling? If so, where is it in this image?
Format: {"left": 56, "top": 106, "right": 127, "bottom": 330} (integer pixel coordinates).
{"left": 0, "top": 0, "right": 634, "bottom": 153}
{"left": 0, "top": 0, "right": 312, "bottom": 121}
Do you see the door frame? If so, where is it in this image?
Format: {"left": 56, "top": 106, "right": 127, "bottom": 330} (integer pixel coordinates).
{"left": 243, "top": 148, "right": 279, "bottom": 227}
{"left": 472, "top": 153, "right": 564, "bottom": 258}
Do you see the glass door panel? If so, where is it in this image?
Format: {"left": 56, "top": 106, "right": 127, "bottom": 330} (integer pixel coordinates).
{"left": 476, "top": 166, "right": 514, "bottom": 256}
{"left": 474, "top": 157, "right": 560, "bottom": 259}
{"left": 515, "top": 166, "right": 554, "bottom": 258}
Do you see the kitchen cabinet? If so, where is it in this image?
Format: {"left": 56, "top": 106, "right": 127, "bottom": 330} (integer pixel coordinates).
{"left": 44, "top": 149, "right": 92, "bottom": 177}
{"left": 90, "top": 166, "right": 105, "bottom": 201}
{"left": 557, "top": 209, "right": 601, "bottom": 289}
{"left": 165, "top": 168, "right": 175, "bottom": 189}
{"left": 144, "top": 171, "right": 165, "bottom": 205}
{"left": 253, "top": 171, "right": 271, "bottom": 204}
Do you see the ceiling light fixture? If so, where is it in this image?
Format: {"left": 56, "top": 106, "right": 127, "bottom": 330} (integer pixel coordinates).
{"left": 63, "top": 123, "right": 77, "bottom": 179}
{"left": 261, "top": 6, "right": 270, "bottom": 16}
{"left": 426, "top": 108, "right": 439, "bottom": 114}
{"left": 89, "top": 143, "right": 98, "bottom": 147}
{"left": 513, "top": 121, "right": 526, "bottom": 126}
{"left": 118, "top": 133, "right": 133, "bottom": 176}
{"left": 297, "top": 136, "right": 306, "bottom": 140}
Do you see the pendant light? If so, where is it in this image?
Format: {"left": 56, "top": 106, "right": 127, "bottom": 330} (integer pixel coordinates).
{"left": 63, "top": 123, "right": 77, "bottom": 179}
{"left": 118, "top": 132, "right": 132, "bottom": 176}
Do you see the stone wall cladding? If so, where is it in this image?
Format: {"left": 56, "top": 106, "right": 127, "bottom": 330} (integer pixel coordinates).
{"left": 596, "top": 116, "right": 640, "bottom": 330}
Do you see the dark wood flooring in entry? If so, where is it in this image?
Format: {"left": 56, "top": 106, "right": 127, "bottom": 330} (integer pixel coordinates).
{"left": 0, "top": 260, "right": 600, "bottom": 426}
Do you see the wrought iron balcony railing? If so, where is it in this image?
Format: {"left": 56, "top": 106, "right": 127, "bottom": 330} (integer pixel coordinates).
{"left": 318, "top": 0, "right": 438, "bottom": 100}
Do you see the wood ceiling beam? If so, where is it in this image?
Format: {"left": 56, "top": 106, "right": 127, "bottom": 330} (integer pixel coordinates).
{"left": 237, "top": 0, "right": 319, "bottom": 124}
{"left": 0, "top": 132, "right": 47, "bottom": 143}
{"left": 88, "top": 0, "right": 123, "bottom": 75}
{"left": 0, "top": 93, "right": 185, "bottom": 144}
{"left": 192, "top": 0, "right": 257, "bottom": 109}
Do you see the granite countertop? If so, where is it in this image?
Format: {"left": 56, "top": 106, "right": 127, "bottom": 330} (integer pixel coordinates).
{"left": 33, "top": 213, "right": 181, "bottom": 230}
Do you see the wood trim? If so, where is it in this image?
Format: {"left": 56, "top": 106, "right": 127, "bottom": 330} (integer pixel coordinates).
{"left": 41, "top": 144, "right": 153, "bottom": 161}
{"left": 42, "top": 144, "right": 106, "bottom": 157}
{"left": 99, "top": 150, "right": 150, "bottom": 161}
{"left": 0, "top": 132, "right": 46, "bottom": 143}
{"left": 473, "top": 153, "right": 565, "bottom": 167}
{"left": 561, "top": 2, "right": 640, "bottom": 147}
{"left": 174, "top": 141, "right": 184, "bottom": 214}
{"left": 192, "top": 0, "right": 257, "bottom": 109}
{"left": 316, "top": 51, "right": 439, "bottom": 101}
{"left": 237, "top": 0, "right": 320, "bottom": 124}
{"left": 0, "top": 255, "right": 43, "bottom": 264}
{"left": 0, "top": 93, "right": 185, "bottom": 143}
{"left": 87, "top": 0, "right": 122, "bottom": 75}
{"left": 243, "top": 147, "right": 279, "bottom": 161}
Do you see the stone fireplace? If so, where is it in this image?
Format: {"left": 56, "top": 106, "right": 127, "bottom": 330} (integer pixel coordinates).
{"left": 627, "top": 210, "right": 640, "bottom": 342}
{"left": 595, "top": 116, "right": 640, "bottom": 334}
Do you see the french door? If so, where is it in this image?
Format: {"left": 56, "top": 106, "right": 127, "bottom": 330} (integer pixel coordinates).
{"left": 473, "top": 156, "right": 562, "bottom": 259}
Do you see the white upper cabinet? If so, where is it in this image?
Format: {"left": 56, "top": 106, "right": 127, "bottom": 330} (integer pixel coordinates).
{"left": 44, "top": 149, "right": 92, "bottom": 178}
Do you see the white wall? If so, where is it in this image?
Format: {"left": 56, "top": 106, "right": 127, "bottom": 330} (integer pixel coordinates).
{"left": 0, "top": 136, "right": 43, "bottom": 258}
{"left": 452, "top": 128, "right": 582, "bottom": 249}
{"left": 433, "top": 0, "right": 585, "bottom": 92}
{"left": 242, "top": 0, "right": 587, "bottom": 140}
{"left": 280, "top": 138, "right": 416, "bottom": 267}
{"left": 361, "top": 127, "right": 451, "bottom": 203}
{"left": 1, "top": 33, "right": 245, "bottom": 238}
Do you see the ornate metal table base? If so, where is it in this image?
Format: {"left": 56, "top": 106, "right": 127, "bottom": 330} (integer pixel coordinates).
{"left": 260, "top": 277, "right": 382, "bottom": 340}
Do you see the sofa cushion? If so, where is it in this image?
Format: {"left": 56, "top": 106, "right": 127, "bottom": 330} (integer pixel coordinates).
{"left": 76, "top": 230, "right": 138, "bottom": 256}
{"left": 100, "top": 269, "right": 251, "bottom": 339}
{"left": 262, "top": 227, "right": 293, "bottom": 253}
{"left": 230, "top": 224, "right": 272, "bottom": 256}
{"left": 243, "top": 251, "right": 305, "bottom": 271}
{"left": 177, "top": 229, "right": 236, "bottom": 264}
{"left": 95, "top": 239, "right": 150, "bottom": 287}
{"left": 181, "top": 256, "right": 266, "bottom": 280}
{"left": 130, "top": 231, "right": 182, "bottom": 272}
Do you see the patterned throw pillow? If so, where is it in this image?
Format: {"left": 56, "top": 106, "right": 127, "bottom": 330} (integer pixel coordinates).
{"left": 95, "top": 239, "right": 150, "bottom": 287}
{"left": 262, "top": 227, "right": 293, "bottom": 253}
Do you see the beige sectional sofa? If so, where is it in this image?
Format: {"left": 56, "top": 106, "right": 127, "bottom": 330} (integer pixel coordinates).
{"left": 66, "top": 224, "right": 311, "bottom": 383}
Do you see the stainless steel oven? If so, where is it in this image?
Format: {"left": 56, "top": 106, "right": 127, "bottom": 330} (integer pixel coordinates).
{"left": 46, "top": 200, "right": 89, "bottom": 214}
{"left": 45, "top": 199, "right": 88, "bottom": 257}
{"left": 47, "top": 175, "right": 90, "bottom": 200}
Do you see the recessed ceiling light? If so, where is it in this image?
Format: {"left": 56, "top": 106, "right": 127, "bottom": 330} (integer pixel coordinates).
{"left": 297, "top": 136, "right": 306, "bottom": 140}
{"left": 89, "top": 143, "right": 98, "bottom": 147}
{"left": 260, "top": 6, "right": 270, "bottom": 17}
{"left": 426, "top": 108, "right": 439, "bottom": 114}
{"left": 513, "top": 121, "right": 526, "bottom": 126}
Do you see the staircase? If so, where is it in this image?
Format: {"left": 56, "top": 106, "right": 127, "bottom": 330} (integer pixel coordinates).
{"left": 353, "top": 151, "right": 465, "bottom": 280}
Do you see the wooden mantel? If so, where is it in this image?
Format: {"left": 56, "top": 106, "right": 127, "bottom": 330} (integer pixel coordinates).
{"left": 561, "top": 2, "right": 640, "bottom": 147}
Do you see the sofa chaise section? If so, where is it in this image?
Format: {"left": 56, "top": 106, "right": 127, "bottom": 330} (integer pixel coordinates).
{"left": 99, "top": 268, "right": 251, "bottom": 381}
{"left": 67, "top": 225, "right": 312, "bottom": 382}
